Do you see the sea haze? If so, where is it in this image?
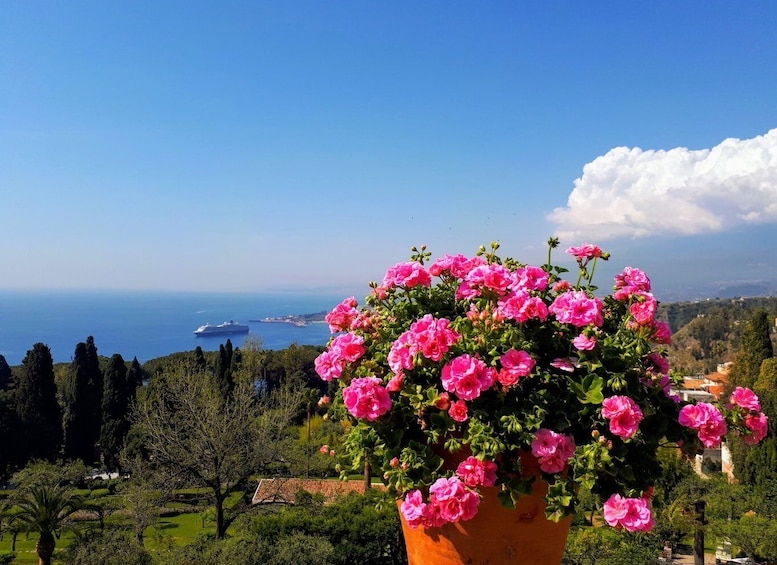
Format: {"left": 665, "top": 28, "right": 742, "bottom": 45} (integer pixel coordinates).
{"left": 0, "top": 290, "right": 348, "bottom": 366}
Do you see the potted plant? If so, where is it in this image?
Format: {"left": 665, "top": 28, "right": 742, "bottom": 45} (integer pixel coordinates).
{"left": 315, "top": 239, "right": 768, "bottom": 564}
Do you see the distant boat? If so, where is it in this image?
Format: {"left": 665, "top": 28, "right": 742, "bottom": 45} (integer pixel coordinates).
{"left": 194, "top": 320, "right": 250, "bottom": 336}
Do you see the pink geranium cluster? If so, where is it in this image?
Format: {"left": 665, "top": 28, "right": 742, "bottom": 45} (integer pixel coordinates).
{"left": 497, "top": 349, "right": 536, "bottom": 387}
{"left": 388, "top": 315, "right": 460, "bottom": 375}
{"left": 601, "top": 395, "right": 644, "bottom": 439}
{"left": 678, "top": 402, "right": 728, "bottom": 448}
{"left": 531, "top": 428, "right": 576, "bottom": 473}
{"left": 456, "top": 456, "right": 498, "bottom": 488}
{"left": 728, "top": 387, "right": 769, "bottom": 445}
{"left": 325, "top": 296, "right": 359, "bottom": 332}
{"left": 602, "top": 493, "right": 654, "bottom": 532}
{"left": 400, "top": 474, "right": 482, "bottom": 529}
{"left": 342, "top": 376, "right": 392, "bottom": 421}
{"left": 381, "top": 261, "right": 432, "bottom": 290}
{"left": 316, "top": 238, "right": 770, "bottom": 535}
{"left": 313, "top": 332, "right": 366, "bottom": 381}
{"left": 548, "top": 290, "right": 603, "bottom": 327}
{"left": 441, "top": 354, "right": 497, "bottom": 400}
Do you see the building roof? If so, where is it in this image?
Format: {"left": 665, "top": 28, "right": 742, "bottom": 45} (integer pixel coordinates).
{"left": 251, "top": 478, "right": 384, "bottom": 505}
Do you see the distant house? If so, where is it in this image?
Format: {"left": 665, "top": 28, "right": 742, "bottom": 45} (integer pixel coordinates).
{"left": 252, "top": 478, "right": 384, "bottom": 505}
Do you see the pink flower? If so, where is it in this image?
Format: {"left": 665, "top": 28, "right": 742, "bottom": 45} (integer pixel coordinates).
{"left": 512, "top": 265, "right": 549, "bottom": 291}
{"left": 603, "top": 494, "right": 654, "bottom": 532}
{"left": 601, "top": 395, "right": 644, "bottom": 439}
{"left": 325, "top": 297, "right": 359, "bottom": 332}
{"left": 330, "top": 332, "right": 366, "bottom": 362}
{"left": 497, "top": 291, "right": 549, "bottom": 323}
{"left": 429, "top": 476, "right": 480, "bottom": 523}
{"left": 629, "top": 292, "right": 658, "bottom": 326}
{"left": 614, "top": 267, "right": 651, "bottom": 293}
{"left": 498, "top": 349, "right": 536, "bottom": 386}
{"left": 314, "top": 350, "right": 345, "bottom": 381}
{"left": 388, "top": 332, "right": 416, "bottom": 375}
{"left": 434, "top": 392, "right": 451, "bottom": 411}
{"left": 679, "top": 403, "right": 728, "bottom": 448}
{"left": 549, "top": 291, "right": 604, "bottom": 327}
{"left": 400, "top": 490, "right": 428, "bottom": 529}
{"left": 456, "top": 456, "right": 498, "bottom": 488}
{"left": 386, "top": 373, "right": 404, "bottom": 392}
{"left": 573, "top": 333, "right": 596, "bottom": 351}
{"left": 441, "top": 354, "right": 497, "bottom": 400}
{"left": 342, "top": 377, "right": 392, "bottom": 421}
{"left": 550, "top": 358, "right": 576, "bottom": 373}
{"left": 552, "top": 280, "right": 572, "bottom": 293}
{"left": 409, "top": 314, "right": 461, "bottom": 361}
{"left": 382, "top": 261, "right": 432, "bottom": 289}
{"left": 646, "top": 352, "right": 670, "bottom": 375}
{"left": 531, "top": 428, "right": 576, "bottom": 474}
{"left": 650, "top": 320, "right": 673, "bottom": 344}
{"left": 429, "top": 254, "right": 486, "bottom": 278}
{"left": 448, "top": 400, "right": 469, "bottom": 422}
{"left": 729, "top": 387, "right": 761, "bottom": 411}
{"left": 464, "top": 264, "right": 514, "bottom": 296}
{"left": 744, "top": 412, "right": 768, "bottom": 445}
{"left": 317, "top": 395, "right": 330, "bottom": 407}
{"left": 319, "top": 444, "right": 330, "bottom": 454}
{"left": 566, "top": 243, "right": 604, "bottom": 260}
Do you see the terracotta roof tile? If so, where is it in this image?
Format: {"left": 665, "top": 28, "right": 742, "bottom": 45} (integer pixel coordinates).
{"left": 252, "top": 478, "right": 385, "bottom": 505}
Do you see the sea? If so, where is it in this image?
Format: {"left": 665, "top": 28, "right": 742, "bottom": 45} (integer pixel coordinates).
{"left": 0, "top": 289, "right": 349, "bottom": 366}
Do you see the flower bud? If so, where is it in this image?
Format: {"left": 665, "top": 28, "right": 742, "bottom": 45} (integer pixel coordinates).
{"left": 390, "top": 457, "right": 400, "bottom": 468}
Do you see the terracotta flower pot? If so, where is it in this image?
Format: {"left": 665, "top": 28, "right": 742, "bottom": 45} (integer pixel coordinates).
{"left": 397, "top": 453, "right": 572, "bottom": 564}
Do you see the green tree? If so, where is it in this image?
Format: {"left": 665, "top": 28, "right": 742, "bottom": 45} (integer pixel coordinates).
{"left": 133, "top": 367, "right": 304, "bottom": 539}
{"left": 713, "top": 513, "right": 777, "bottom": 563}
{"left": 0, "top": 355, "right": 11, "bottom": 391}
{"left": 14, "top": 344, "right": 62, "bottom": 463}
{"left": 733, "top": 357, "right": 777, "bottom": 486}
{"left": 0, "top": 391, "right": 21, "bottom": 480}
{"left": 9, "top": 463, "right": 98, "bottom": 565}
{"left": 215, "top": 342, "right": 234, "bottom": 399}
{"left": 728, "top": 310, "right": 774, "bottom": 390}
{"left": 728, "top": 311, "right": 774, "bottom": 483}
{"left": 62, "top": 342, "right": 94, "bottom": 463}
{"left": 64, "top": 528, "right": 152, "bottom": 565}
{"left": 100, "top": 354, "right": 132, "bottom": 472}
{"left": 84, "top": 336, "right": 103, "bottom": 450}
{"left": 128, "top": 356, "right": 145, "bottom": 391}
{"left": 193, "top": 346, "right": 207, "bottom": 371}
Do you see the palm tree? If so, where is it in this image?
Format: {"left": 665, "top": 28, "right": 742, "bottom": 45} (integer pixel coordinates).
{"left": 10, "top": 484, "right": 95, "bottom": 565}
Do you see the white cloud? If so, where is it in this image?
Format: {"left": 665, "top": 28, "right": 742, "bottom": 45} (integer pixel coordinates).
{"left": 548, "top": 128, "right": 777, "bottom": 241}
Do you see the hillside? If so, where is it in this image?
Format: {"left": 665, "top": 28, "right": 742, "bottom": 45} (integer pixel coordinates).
{"left": 659, "top": 296, "right": 777, "bottom": 374}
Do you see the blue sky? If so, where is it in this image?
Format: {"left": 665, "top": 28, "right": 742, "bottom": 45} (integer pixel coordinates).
{"left": 2, "top": 2, "right": 776, "bottom": 299}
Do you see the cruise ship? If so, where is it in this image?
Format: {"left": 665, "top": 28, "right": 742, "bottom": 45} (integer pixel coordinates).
{"left": 194, "top": 320, "right": 250, "bottom": 336}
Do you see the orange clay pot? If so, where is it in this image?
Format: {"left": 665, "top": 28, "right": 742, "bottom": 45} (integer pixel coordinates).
{"left": 397, "top": 454, "right": 572, "bottom": 565}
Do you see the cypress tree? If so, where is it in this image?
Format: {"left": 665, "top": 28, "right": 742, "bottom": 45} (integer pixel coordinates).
{"left": 15, "top": 343, "right": 62, "bottom": 462}
{"left": 128, "top": 356, "right": 144, "bottom": 393}
{"left": 193, "top": 346, "right": 207, "bottom": 371}
{"left": 729, "top": 311, "right": 774, "bottom": 389}
{"left": 100, "top": 354, "right": 130, "bottom": 472}
{"left": 62, "top": 342, "right": 94, "bottom": 463}
{"left": 215, "top": 342, "right": 234, "bottom": 399}
{"left": 85, "top": 336, "right": 103, "bottom": 436}
{"left": 729, "top": 310, "right": 775, "bottom": 483}
{"left": 0, "top": 390, "right": 22, "bottom": 480}
{"left": 0, "top": 355, "right": 11, "bottom": 390}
